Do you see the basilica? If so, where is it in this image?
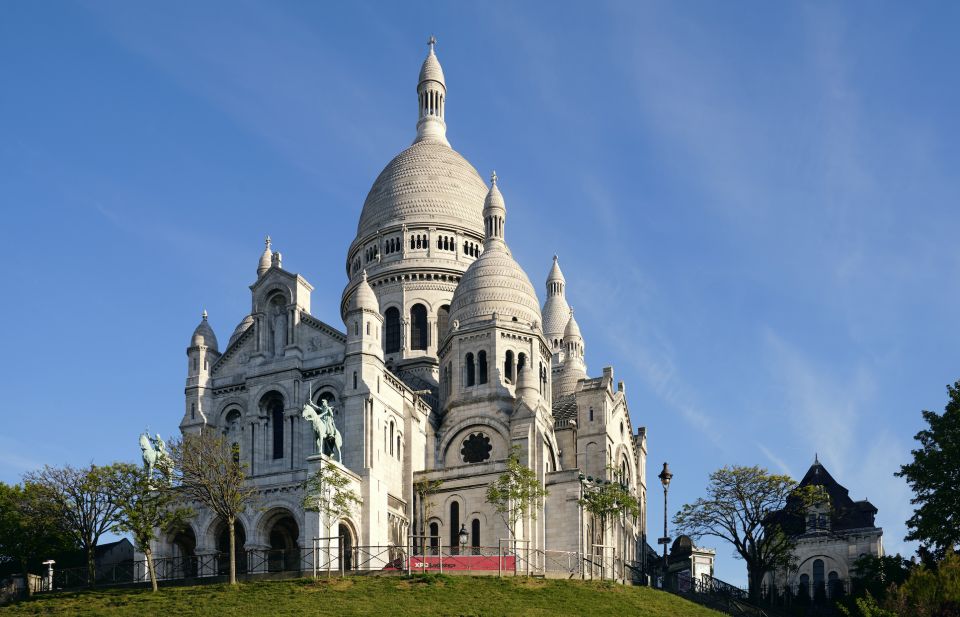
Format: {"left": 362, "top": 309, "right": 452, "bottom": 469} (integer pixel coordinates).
{"left": 160, "top": 40, "right": 648, "bottom": 574}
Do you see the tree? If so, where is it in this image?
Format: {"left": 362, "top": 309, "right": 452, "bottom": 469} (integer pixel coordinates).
{"left": 484, "top": 446, "right": 548, "bottom": 544}
{"left": 170, "top": 430, "right": 258, "bottom": 585}
{"left": 302, "top": 462, "right": 361, "bottom": 573}
{"left": 895, "top": 380, "right": 960, "bottom": 559}
{"left": 578, "top": 475, "right": 641, "bottom": 560}
{"left": 0, "top": 482, "right": 75, "bottom": 595}
{"left": 849, "top": 554, "right": 913, "bottom": 602}
{"left": 302, "top": 462, "right": 361, "bottom": 528}
{"left": 673, "top": 465, "right": 823, "bottom": 600}
{"left": 107, "top": 463, "right": 192, "bottom": 592}
{"left": 24, "top": 464, "right": 123, "bottom": 587}
{"left": 413, "top": 478, "right": 443, "bottom": 552}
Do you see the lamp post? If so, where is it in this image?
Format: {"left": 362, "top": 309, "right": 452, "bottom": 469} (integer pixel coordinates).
{"left": 458, "top": 524, "right": 469, "bottom": 556}
{"left": 657, "top": 462, "right": 673, "bottom": 578}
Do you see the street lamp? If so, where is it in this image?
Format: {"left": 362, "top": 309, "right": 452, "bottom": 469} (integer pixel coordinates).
{"left": 657, "top": 462, "right": 673, "bottom": 569}
{"left": 458, "top": 524, "right": 469, "bottom": 555}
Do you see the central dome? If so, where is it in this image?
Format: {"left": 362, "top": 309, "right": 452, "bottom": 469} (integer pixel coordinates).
{"left": 355, "top": 140, "right": 487, "bottom": 239}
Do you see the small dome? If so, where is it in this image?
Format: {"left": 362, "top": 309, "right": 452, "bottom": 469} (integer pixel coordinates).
{"left": 449, "top": 178, "right": 541, "bottom": 329}
{"left": 348, "top": 271, "right": 380, "bottom": 313}
{"left": 190, "top": 311, "right": 218, "bottom": 350}
{"left": 547, "top": 255, "right": 565, "bottom": 284}
{"left": 564, "top": 310, "right": 582, "bottom": 340}
{"left": 257, "top": 236, "right": 272, "bottom": 277}
{"left": 542, "top": 256, "right": 570, "bottom": 343}
{"left": 419, "top": 48, "right": 445, "bottom": 86}
{"left": 448, "top": 245, "right": 542, "bottom": 328}
{"left": 228, "top": 314, "right": 255, "bottom": 348}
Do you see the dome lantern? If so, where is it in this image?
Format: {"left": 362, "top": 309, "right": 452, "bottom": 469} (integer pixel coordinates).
{"left": 415, "top": 35, "right": 449, "bottom": 145}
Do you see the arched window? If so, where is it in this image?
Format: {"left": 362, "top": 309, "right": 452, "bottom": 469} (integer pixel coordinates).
{"left": 410, "top": 304, "right": 428, "bottom": 351}
{"left": 389, "top": 421, "right": 394, "bottom": 456}
{"left": 429, "top": 522, "right": 439, "bottom": 555}
{"left": 437, "top": 305, "right": 450, "bottom": 342}
{"left": 465, "top": 353, "right": 475, "bottom": 387}
{"left": 799, "top": 573, "right": 810, "bottom": 598}
{"left": 449, "top": 502, "right": 460, "bottom": 554}
{"left": 504, "top": 350, "right": 514, "bottom": 383}
{"left": 589, "top": 408, "right": 594, "bottom": 422}
{"left": 384, "top": 307, "right": 401, "bottom": 353}
{"left": 471, "top": 519, "right": 480, "bottom": 554}
{"left": 353, "top": 371, "right": 357, "bottom": 389}
{"left": 396, "top": 435, "right": 401, "bottom": 460}
{"left": 813, "top": 559, "right": 825, "bottom": 597}
{"left": 478, "top": 351, "right": 488, "bottom": 384}
{"left": 518, "top": 353, "right": 527, "bottom": 373}
{"left": 261, "top": 393, "right": 284, "bottom": 460}
{"left": 828, "top": 571, "right": 841, "bottom": 598}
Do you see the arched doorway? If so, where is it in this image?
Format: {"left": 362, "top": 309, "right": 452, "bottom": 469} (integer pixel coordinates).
{"left": 338, "top": 522, "right": 354, "bottom": 571}
{"left": 216, "top": 520, "right": 247, "bottom": 575}
{"left": 170, "top": 526, "right": 197, "bottom": 579}
{"left": 267, "top": 515, "right": 300, "bottom": 572}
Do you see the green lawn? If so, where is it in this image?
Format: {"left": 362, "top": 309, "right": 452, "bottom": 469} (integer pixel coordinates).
{"left": 1, "top": 575, "right": 726, "bottom": 616}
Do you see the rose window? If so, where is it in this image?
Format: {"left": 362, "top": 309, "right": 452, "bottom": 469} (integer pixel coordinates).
{"left": 460, "top": 433, "right": 492, "bottom": 463}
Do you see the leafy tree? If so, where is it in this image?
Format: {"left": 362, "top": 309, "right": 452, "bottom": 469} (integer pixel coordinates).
{"left": 578, "top": 474, "right": 641, "bottom": 558}
{"left": 485, "top": 446, "right": 548, "bottom": 545}
{"left": 838, "top": 593, "right": 899, "bottom": 617}
{"left": 24, "top": 464, "right": 123, "bottom": 587}
{"left": 0, "top": 482, "right": 75, "bottom": 595}
{"left": 170, "top": 430, "right": 258, "bottom": 585}
{"left": 107, "top": 463, "right": 192, "bottom": 592}
{"left": 895, "top": 380, "right": 960, "bottom": 559}
{"left": 849, "top": 554, "right": 914, "bottom": 602}
{"left": 885, "top": 551, "right": 960, "bottom": 616}
{"left": 673, "top": 465, "right": 823, "bottom": 600}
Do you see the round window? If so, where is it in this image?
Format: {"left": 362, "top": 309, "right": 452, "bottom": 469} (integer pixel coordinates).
{"left": 461, "top": 433, "right": 492, "bottom": 463}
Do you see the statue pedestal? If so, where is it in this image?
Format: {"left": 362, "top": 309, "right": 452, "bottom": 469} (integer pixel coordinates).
{"left": 304, "top": 454, "right": 364, "bottom": 570}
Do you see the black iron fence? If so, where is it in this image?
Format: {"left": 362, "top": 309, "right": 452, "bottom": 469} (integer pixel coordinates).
{"left": 45, "top": 543, "right": 633, "bottom": 591}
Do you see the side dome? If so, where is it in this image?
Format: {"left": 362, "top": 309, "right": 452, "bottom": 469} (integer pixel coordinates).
{"left": 348, "top": 271, "right": 379, "bottom": 313}
{"left": 190, "top": 311, "right": 218, "bottom": 350}
{"left": 228, "top": 314, "right": 255, "bottom": 348}
{"left": 355, "top": 140, "right": 488, "bottom": 239}
{"left": 448, "top": 245, "right": 542, "bottom": 329}
{"left": 448, "top": 174, "right": 541, "bottom": 330}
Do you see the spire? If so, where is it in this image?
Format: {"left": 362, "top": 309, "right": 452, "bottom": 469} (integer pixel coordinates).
{"left": 415, "top": 36, "right": 449, "bottom": 145}
{"left": 483, "top": 171, "right": 506, "bottom": 247}
{"left": 257, "top": 235, "right": 273, "bottom": 277}
{"left": 547, "top": 255, "right": 565, "bottom": 298}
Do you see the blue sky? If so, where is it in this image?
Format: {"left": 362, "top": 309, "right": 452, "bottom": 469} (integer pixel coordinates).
{"left": 2, "top": 1, "right": 958, "bottom": 585}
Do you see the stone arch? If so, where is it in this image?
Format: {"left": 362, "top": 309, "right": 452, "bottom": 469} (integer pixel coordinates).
{"left": 212, "top": 517, "right": 248, "bottom": 575}
{"left": 384, "top": 306, "right": 401, "bottom": 353}
{"left": 337, "top": 518, "right": 359, "bottom": 570}
{"left": 257, "top": 507, "right": 301, "bottom": 572}
{"left": 409, "top": 303, "right": 428, "bottom": 350}
{"left": 440, "top": 418, "right": 510, "bottom": 467}
{"left": 167, "top": 522, "right": 198, "bottom": 578}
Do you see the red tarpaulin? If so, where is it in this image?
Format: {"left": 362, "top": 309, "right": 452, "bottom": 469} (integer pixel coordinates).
{"left": 404, "top": 555, "right": 516, "bottom": 571}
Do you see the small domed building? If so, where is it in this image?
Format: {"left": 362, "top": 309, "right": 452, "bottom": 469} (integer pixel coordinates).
{"left": 158, "top": 39, "right": 648, "bottom": 576}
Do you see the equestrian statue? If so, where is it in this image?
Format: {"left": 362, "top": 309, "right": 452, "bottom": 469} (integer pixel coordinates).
{"left": 301, "top": 398, "right": 343, "bottom": 462}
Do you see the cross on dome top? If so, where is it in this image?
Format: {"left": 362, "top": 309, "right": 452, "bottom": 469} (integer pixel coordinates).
{"left": 491, "top": 170, "right": 498, "bottom": 185}
{"left": 428, "top": 35, "right": 437, "bottom": 53}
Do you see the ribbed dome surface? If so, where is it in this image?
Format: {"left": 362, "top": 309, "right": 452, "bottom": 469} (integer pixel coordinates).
{"left": 228, "top": 314, "right": 254, "bottom": 348}
{"left": 419, "top": 52, "right": 445, "bottom": 85}
{"left": 356, "top": 141, "right": 488, "bottom": 239}
{"left": 449, "top": 244, "right": 542, "bottom": 328}
{"left": 564, "top": 311, "right": 582, "bottom": 339}
{"left": 542, "top": 258, "right": 570, "bottom": 341}
{"left": 348, "top": 271, "right": 379, "bottom": 312}
{"left": 191, "top": 314, "right": 218, "bottom": 349}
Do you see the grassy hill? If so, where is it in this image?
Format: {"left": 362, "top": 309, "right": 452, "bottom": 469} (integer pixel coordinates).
{"left": 0, "top": 575, "right": 727, "bottom": 616}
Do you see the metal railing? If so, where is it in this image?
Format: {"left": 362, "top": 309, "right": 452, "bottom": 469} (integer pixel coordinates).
{"left": 44, "top": 542, "right": 637, "bottom": 591}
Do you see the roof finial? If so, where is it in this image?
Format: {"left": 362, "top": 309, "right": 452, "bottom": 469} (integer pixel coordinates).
{"left": 265, "top": 235, "right": 271, "bottom": 249}
{"left": 362, "top": 269, "right": 368, "bottom": 281}
{"left": 428, "top": 35, "right": 436, "bottom": 54}
{"left": 491, "top": 170, "right": 498, "bottom": 186}
{"left": 202, "top": 309, "right": 208, "bottom": 320}
{"left": 815, "top": 452, "right": 819, "bottom": 464}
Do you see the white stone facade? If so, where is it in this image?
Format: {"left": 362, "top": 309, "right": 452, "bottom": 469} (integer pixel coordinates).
{"left": 154, "top": 40, "right": 648, "bottom": 574}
